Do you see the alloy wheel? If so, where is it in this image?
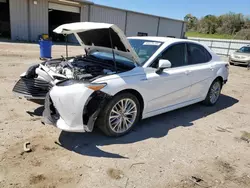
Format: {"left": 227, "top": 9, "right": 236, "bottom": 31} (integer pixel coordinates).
{"left": 209, "top": 82, "right": 221, "bottom": 104}
{"left": 109, "top": 98, "right": 137, "bottom": 134}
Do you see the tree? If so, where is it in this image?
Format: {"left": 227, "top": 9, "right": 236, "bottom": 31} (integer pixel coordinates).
{"left": 197, "top": 15, "right": 218, "bottom": 34}
{"left": 184, "top": 14, "right": 198, "bottom": 31}
{"left": 186, "top": 12, "right": 249, "bottom": 40}
{"left": 243, "top": 16, "right": 250, "bottom": 29}
{"left": 221, "top": 12, "right": 244, "bottom": 34}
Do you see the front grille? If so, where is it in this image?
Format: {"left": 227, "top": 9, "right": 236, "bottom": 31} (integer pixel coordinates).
{"left": 13, "top": 78, "right": 52, "bottom": 98}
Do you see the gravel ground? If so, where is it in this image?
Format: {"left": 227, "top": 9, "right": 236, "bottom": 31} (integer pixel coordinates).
{"left": 0, "top": 42, "right": 250, "bottom": 188}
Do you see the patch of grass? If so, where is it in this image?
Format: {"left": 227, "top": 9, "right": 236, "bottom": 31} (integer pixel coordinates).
{"left": 29, "top": 174, "right": 46, "bottom": 184}
{"left": 241, "top": 131, "right": 250, "bottom": 143}
{"left": 186, "top": 31, "right": 234, "bottom": 39}
{"left": 107, "top": 168, "right": 124, "bottom": 180}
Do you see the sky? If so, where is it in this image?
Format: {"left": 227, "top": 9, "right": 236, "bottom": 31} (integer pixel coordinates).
{"left": 93, "top": 0, "right": 250, "bottom": 20}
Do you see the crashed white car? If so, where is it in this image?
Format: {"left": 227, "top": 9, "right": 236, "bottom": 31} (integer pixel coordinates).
{"left": 13, "top": 22, "right": 229, "bottom": 137}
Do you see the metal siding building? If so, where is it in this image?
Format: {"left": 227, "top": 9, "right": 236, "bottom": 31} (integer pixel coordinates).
{"left": 126, "top": 12, "right": 159, "bottom": 36}
{"left": 29, "top": 0, "right": 48, "bottom": 41}
{"left": 89, "top": 5, "right": 126, "bottom": 32}
{"left": 9, "top": 0, "right": 29, "bottom": 41}
{"left": 158, "top": 18, "right": 184, "bottom": 38}
{"left": 7, "top": 0, "right": 186, "bottom": 41}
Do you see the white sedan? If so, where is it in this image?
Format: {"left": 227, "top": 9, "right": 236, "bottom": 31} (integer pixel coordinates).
{"left": 13, "top": 22, "right": 229, "bottom": 137}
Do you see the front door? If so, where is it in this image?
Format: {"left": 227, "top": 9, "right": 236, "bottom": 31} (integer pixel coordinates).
{"left": 143, "top": 43, "right": 192, "bottom": 115}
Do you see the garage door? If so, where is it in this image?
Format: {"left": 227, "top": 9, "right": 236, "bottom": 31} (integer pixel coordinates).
{"left": 49, "top": 2, "right": 80, "bottom": 13}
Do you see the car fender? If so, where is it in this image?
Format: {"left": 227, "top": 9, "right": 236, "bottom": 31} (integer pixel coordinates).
{"left": 214, "top": 62, "right": 229, "bottom": 83}
{"left": 96, "top": 75, "right": 147, "bottom": 114}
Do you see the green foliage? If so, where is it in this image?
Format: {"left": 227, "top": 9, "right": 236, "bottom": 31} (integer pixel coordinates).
{"left": 185, "top": 12, "right": 250, "bottom": 40}
{"left": 186, "top": 32, "right": 234, "bottom": 39}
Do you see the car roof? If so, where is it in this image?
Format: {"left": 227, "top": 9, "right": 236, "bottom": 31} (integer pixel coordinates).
{"left": 127, "top": 36, "right": 201, "bottom": 45}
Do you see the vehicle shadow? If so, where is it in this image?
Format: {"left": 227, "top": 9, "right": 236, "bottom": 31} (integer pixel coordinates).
{"left": 26, "top": 106, "right": 44, "bottom": 117}
{"left": 58, "top": 94, "right": 239, "bottom": 159}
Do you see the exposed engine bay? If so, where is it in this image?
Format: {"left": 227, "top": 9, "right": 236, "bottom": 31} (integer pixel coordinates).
{"left": 23, "top": 53, "right": 135, "bottom": 83}
{"left": 13, "top": 53, "right": 135, "bottom": 99}
{"left": 42, "top": 55, "right": 117, "bottom": 81}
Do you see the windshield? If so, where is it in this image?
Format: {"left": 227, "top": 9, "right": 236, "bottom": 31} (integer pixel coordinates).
{"left": 238, "top": 46, "right": 250, "bottom": 53}
{"left": 89, "top": 51, "right": 135, "bottom": 68}
{"left": 128, "top": 39, "right": 163, "bottom": 65}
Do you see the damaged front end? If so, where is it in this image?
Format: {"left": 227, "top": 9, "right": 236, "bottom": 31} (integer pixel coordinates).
{"left": 42, "top": 81, "right": 112, "bottom": 132}
{"left": 12, "top": 54, "right": 119, "bottom": 100}
{"left": 12, "top": 64, "right": 54, "bottom": 99}
{"left": 82, "top": 91, "right": 112, "bottom": 132}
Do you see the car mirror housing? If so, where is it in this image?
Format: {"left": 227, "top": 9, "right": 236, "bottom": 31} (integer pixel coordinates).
{"left": 156, "top": 59, "right": 172, "bottom": 74}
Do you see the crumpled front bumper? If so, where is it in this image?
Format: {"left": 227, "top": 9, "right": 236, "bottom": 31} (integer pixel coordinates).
{"left": 43, "top": 84, "right": 111, "bottom": 132}
{"left": 13, "top": 77, "right": 52, "bottom": 99}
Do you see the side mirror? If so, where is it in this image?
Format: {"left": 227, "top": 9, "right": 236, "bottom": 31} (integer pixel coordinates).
{"left": 156, "top": 59, "right": 171, "bottom": 74}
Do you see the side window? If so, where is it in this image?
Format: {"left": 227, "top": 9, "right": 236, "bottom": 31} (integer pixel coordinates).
{"left": 160, "top": 43, "right": 186, "bottom": 68}
{"left": 151, "top": 43, "right": 186, "bottom": 68}
{"left": 187, "top": 43, "right": 212, "bottom": 65}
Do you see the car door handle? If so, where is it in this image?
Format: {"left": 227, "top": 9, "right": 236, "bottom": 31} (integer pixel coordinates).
{"left": 210, "top": 66, "right": 214, "bottom": 71}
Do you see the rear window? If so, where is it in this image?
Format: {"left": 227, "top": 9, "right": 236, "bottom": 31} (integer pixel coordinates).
{"left": 187, "top": 43, "right": 212, "bottom": 65}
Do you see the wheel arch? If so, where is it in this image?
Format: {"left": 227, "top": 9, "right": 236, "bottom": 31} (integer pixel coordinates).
{"left": 114, "top": 89, "right": 144, "bottom": 119}
{"left": 214, "top": 76, "right": 223, "bottom": 86}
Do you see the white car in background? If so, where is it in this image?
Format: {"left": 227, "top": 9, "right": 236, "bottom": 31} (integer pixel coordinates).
{"left": 13, "top": 22, "right": 229, "bottom": 137}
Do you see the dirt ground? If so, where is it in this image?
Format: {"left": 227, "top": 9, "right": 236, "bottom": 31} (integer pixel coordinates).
{"left": 0, "top": 42, "right": 250, "bottom": 188}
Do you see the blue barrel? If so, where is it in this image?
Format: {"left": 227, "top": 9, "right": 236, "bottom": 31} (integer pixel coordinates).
{"left": 39, "top": 40, "right": 52, "bottom": 59}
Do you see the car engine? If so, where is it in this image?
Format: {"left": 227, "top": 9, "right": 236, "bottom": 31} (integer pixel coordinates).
{"left": 44, "top": 56, "right": 114, "bottom": 80}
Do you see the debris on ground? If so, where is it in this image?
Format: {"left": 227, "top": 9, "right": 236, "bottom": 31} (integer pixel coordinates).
{"left": 125, "top": 177, "right": 129, "bottom": 188}
{"left": 129, "top": 162, "right": 145, "bottom": 169}
{"left": 216, "top": 126, "right": 232, "bottom": 133}
{"left": 23, "top": 142, "right": 32, "bottom": 152}
{"left": 189, "top": 176, "right": 210, "bottom": 188}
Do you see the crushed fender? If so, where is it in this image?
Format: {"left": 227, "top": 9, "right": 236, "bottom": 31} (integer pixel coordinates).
{"left": 82, "top": 91, "right": 112, "bottom": 132}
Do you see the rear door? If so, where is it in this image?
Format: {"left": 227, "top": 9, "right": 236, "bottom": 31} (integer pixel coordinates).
{"left": 186, "top": 43, "right": 214, "bottom": 100}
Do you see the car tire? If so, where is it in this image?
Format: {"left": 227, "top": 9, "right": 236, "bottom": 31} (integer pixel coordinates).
{"left": 203, "top": 79, "right": 222, "bottom": 106}
{"left": 96, "top": 92, "right": 141, "bottom": 137}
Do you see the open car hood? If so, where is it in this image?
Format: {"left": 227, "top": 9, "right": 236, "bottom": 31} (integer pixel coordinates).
{"left": 53, "top": 22, "right": 140, "bottom": 64}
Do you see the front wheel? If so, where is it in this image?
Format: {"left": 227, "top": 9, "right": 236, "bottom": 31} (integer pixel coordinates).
{"left": 203, "top": 79, "right": 222, "bottom": 106}
{"left": 96, "top": 93, "right": 141, "bottom": 137}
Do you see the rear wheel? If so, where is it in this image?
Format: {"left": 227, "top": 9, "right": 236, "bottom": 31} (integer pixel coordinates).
{"left": 97, "top": 93, "right": 140, "bottom": 137}
{"left": 203, "top": 79, "right": 222, "bottom": 106}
